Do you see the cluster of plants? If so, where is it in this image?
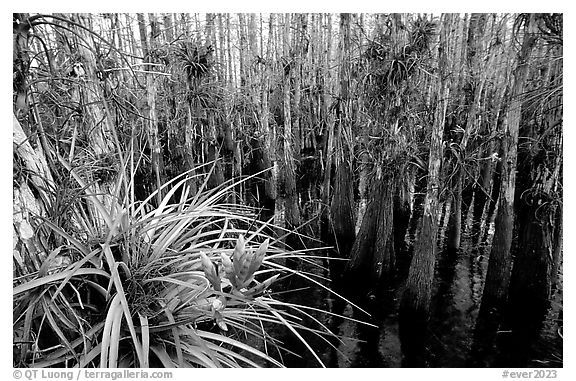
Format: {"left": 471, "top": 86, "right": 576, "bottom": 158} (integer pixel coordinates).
{"left": 12, "top": 15, "right": 356, "bottom": 368}
{"left": 13, "top": 153, "right": 357, "bottom": 367}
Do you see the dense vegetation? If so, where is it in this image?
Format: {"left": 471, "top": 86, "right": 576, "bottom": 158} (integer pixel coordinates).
{"left": 13, "top": 13, "right": 562, "bottom": 368}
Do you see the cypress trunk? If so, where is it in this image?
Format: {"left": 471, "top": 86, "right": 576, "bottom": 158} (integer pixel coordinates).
{"left": 508, "top": 192, "right": 555, "bottom": 330}
{"left": 345, "top": 174, "right": 394, "bottom": 291}
{"left": 508, "top": 33, "right": 562, "bottom": 333}
{"left": 475, "top": 13, "right": 538, "bottom": 340}
{"left": 446, "top": 176, "right": 462, "bottom": 252}
{"left": 471, "top": 151, "right": 493, "bottom": 240}
{"left": 138, "top": 13, "right": 165, "bottom": 205}
{"left": 393, "top": 175, "right": 411, "bottom": 258}
{"left": 408, "top": 167, "right": 427, "bottom": 241}
{"left": 325, "top": 13, "right": 355, "bottom": 276}
{"left": 551, "top": 204, "right": 563, "bottom": 291}
{"left": 281, "top": 13, "right": 301, "bottom": 253}
{"left": 399, "top": 14, "right": 452, "bottom": 366}
{"left": 330, "top": 161, "right": 356, "bottom": 257}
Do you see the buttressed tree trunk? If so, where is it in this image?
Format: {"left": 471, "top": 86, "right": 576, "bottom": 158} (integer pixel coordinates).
{"left": 476, "top": 13, "right": 538, "bottom": 330}
{"left": 508, "top": 14, "right": 562, "bottom": 333}
{"left": 345, "top": 172, "right": 395, "bottom": 291}
{"left": 399, "top": 13, "right": 452, "bottom": 366}
{"left": 329, "top": 13, "right": 356, "bottom": 264}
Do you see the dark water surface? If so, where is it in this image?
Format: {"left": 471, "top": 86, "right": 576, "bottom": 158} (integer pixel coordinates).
{"left": 277, "top": 226, "right": 563, "bottom": 368}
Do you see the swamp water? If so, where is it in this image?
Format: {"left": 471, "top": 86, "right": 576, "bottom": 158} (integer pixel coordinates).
{"left": 274, "top": 224, "right": 563, "bottom": 368}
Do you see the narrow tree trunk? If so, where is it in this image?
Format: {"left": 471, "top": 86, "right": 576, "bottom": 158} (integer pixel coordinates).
{"left": 291, "top": 14, "right": 305, "bottom": 158}
{"left": 483, "top": 148, "right": 503, "bottom": 238}
{"left": 216, "top": 14, "right": 226, "bottom": 83}
{"left": 446, "top": 178, "right": 462, "bottom": 252}
{"left": 393, "top": 173, "right": 412, "bottom": 257}
{"left": 551, "top": 203, "right": 563, "bottom": 291}
{"left": 471, "top": 145, "right": 494, "bottom": 240}
{"left": 263, "top": 14, "right": 277, "bottom": 213}
{"left": 320, "top": 14, "right": 335, "bottom": 243}
{"left": 137, "top": 13, "right": 165, "bottom": 205}
{"left": 226, "top": 14, "right": 235, "bottom": 85}
{"left": 446, "top": 13, "right": 492, "bottom": 250}
{"left": 237, "top": 13, "right": 247, "bottom": 87}
{"left": 471, "top": 17, "right": 509, "bottom": 240}
{"left": 408, "top": 166, "right": 427, "bottom": 241}
{"left": 203, "top": 14, "right": 226, "bottom": 191}
{"left": 281, "top": 13, "right": 301, "bottom": 252}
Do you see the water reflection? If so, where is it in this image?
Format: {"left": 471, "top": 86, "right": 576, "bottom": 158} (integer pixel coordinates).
{"left": 274, "top": 218, "right": 562, "bottom": 368}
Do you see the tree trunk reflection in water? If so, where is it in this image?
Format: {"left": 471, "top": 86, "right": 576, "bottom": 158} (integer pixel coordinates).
{"left": 270, "top": 206, "right": 561, "bottom": 367}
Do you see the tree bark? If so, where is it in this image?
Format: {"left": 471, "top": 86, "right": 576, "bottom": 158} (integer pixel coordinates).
{"left": 393, "top": 169, "right": 411, "bottom": 258}
{"left": 476, "top": 13, "right": 538, "bottom": 334}
{"left": 399, "top": 13, "right": 452, "bottom": 366}
{"left": 551, "top": 203, "right": 563, "bottom": 291}
{"left": 508, "top": 15, "right": 562, "bottom": 332}
{"left": 138, "top": 13, "right": 165, "bottom": 205}
{"left": 13, "top": 13, "right": 32, "bottom": 118}
{"left": 280, "top": 13, "right": 301, "bottom": 251}
{"left": 320, "top": 14, "right": 335, "bottom": 243}
{"left": 13, "top": 115, "right": 56, "bottom": 276}
{"left": 446, "top": 13, "right": 491, "bottom": 251}
{"left": 328, "top": 13, "right": 356, "bottom": 264}
{"left": 345, "top": 173, "right": 394, "bottom": 291}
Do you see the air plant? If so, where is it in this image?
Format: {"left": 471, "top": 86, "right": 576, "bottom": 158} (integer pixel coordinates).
{"left": 13, "top": 157, "right": 362, "bottom": 368}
